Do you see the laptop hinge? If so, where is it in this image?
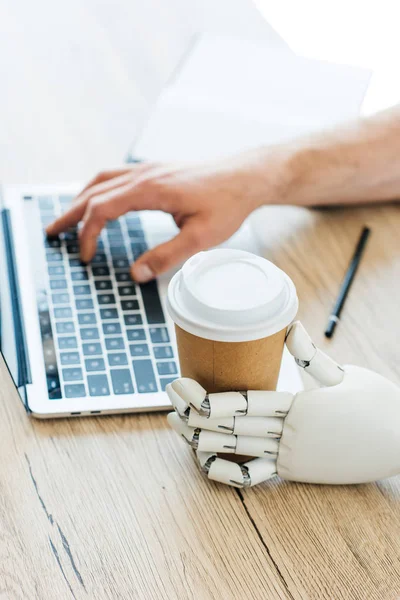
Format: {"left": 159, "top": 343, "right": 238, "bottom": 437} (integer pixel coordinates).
{"left": 1, "top": 208, "right": 32, "bottom": 389}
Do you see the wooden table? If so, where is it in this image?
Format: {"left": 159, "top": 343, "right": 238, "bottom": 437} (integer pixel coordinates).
{"left": 1, "top": 201, "right": 400, "bottom": 600}
{"left": 1, "top": 1, "right": 400, "bottom": 598}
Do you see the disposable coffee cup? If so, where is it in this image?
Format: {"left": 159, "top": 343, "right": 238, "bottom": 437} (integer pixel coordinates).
{"left": 167, "top": 249, "right": 298, "bottom": 395}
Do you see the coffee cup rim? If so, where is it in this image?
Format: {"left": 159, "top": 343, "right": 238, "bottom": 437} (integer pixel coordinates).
{"left": 166, "top": 249, "right": 298, "bottom": 342}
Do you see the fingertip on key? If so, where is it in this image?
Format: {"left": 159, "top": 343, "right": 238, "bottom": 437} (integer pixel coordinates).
{"left": 131, "top": 263, "right": 154, "bottom": 283}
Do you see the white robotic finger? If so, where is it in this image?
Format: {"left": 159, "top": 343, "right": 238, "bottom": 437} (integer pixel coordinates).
{"left": 198, "top": 453, "right": 277, "bottom": 487}
{"left": 202, "top": 390, "right": 292, "bottom": 419}
{"left": 188, "top": 412, "right": 283, "bottom": 438}
{"left": 208, "top": 392, "right": 247, "bottom": 418}
{"left": 194, "top": 429, "right": 279, "bottom": 457}
{"left": 188, "top": 411, "right": 235, "bottom": 433}
{"left": 196, "top": 430, "right": 237, "bottom": 453}
{"left": 204, "top": 456, "right": 247, "bottom": 488}
{"left": 246, "top": 391, "right": 293, "bottom": 417}
{"left": 196, "top": 450, "right": 217, "bottom": 469}
{"left": 233, "top": 416, "right": 283, "bottom": 438}
{"left": 166, "top": 382, "right": 189, "bottom": 416}
{"left": 167, "top": 412, "right": 197, "bottom": 445}
{"left": 235, "top": 435, "right": 279, "bottom": 458}
{"left": 286, "top": 321, "right": 344, "bottom": 386}
{"left": 170, "top": 378, "right": 208, "bottom": 413}
{"left": 241, "top": 457, "right": 277, "bottom": 487}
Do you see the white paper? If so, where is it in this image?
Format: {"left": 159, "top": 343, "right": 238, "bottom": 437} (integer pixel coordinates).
{"left": 134, "top": 34, "right": 371, "bottom": 163}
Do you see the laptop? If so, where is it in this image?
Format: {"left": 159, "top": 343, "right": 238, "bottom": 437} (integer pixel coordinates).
{"left": 0, "top": 184, "right": 270, "bottom": 418}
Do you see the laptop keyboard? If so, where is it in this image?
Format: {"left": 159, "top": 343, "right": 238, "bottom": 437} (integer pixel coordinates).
{"left": 37, "top": 194, "right": 178, "bottom": 400}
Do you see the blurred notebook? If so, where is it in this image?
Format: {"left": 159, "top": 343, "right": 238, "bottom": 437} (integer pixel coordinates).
{"left": 129, "top": 33, "right": 372, "bottom": 163}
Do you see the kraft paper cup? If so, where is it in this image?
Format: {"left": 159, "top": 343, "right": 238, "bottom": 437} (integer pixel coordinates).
{"left": 167, "top": 249, "right": 298, "bottom": 394}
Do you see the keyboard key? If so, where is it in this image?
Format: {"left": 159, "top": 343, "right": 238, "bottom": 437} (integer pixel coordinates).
{"left": 78, "top": 312, "right": 96, "bottom": 325}
{"left": 109, "top": 245, "right": 127, "bottom": 258}
{"left": 76, "top": 298, "right": 94, "bottom": 310}
{"left": 52, "top": 293, "right": 70, "bottom": 304}
{"left": 108, "top": 352, "right": 128, "bottom": 366}
{"left": 91, "top": 253, "right": 107, "bottom": 264}
{"left": 102, "top": 322, "right": 121, "bottom": 335}
{"left": 125, "top": 214, "right": 141, "bottom": 225}
{"left": 118, "top": 284, "right": 136, "bottom": 296}
{"left": 38, "top": 195, "right": 53, "bottom": 210}
{"left": 73, "top": 284, "right": 91, "bottom": 295}
{"left": 46, "top": 247, "right": 62, "bottom": 257}
{"left": 141, "top": 281, "right": 165, "bottom": 325}
{"left": 45, "top": 237, "right": 61, "bottom": 248}
{"left": 105, "top": 337, "right": 125, "bottom": 350}
{"left": 110, "top": 369, "right": 134, "bottom": 395}
{"left": 82, "top": 343, "right": 102, "bottom": 356}
{"left": 132, "top": 359, "right": 158, "bottom": 393}
{"left": 47, "top": 252, "right": 63, "bottom": 263}
{"left": 113, "top": 258, "right": 129, "bottom": 269}
{"left": 60, "top": 352, "right": 80, "bottom": 365}
{"left": 128, "top": 228, "right": 145, "bottom": 239}
{"left": 160, "top": 377, "right": 176, "bottom": 391}
{"left": 85, "top": 358, "right": 105, "bottom": 372}
{"left": 43, "top": 344, "right": 57, "bottom": 375}
{"left": 62, "top": 367, "right": 83, "bottom": 382}
{"left": 153, "top": 346, "right": 174, "bottom": 359}
{"left": 47, "top": 375, "right": 62, "bottom": 399}
{"left": 157, "top": 361, "right": 178, "bottom": 376}
{"left": 121, "top": 299, "right": 139, "bottom": 311}
{"left": 107, "top": 229, "right": 123, "bottom": 240}
{"left": 71, "top": 270, "right": 88, "bottom": 281}
{"left": 54, "top": 307, "right": 73, "bottom": 319}
{"left": 127, "top": 329, "right": 146, "bottom": 341}
{"left": 66, "top": 243, "right": 80, "bottom": 254}
{"left": 80, "top": 327, "right": 100, "bottom": 340}
{"left": 92, "top": 266, "right": 110, "bottom": 277}
{"left": 65, "top": 384, "right": 86, "bottom": 398}
{"left": 39, "top": 311, "right": 52, "bottom": 335}
{"left": 129, "top": 343, "right": 149, "bottom": 357}
{"left": 97, "top": 293, "right": 116, "bottom": 305}
{"left": 95, "top": 279, "right": 112, "bottom": 291}
{"left": 106, "top": 219, "right": 122, "bottom": 230}
{"left": 108, "top": 236, "right": 125, "bottom": 246}
{"left": 131, "top": 241, "right": 148, "bottom": 259}
{"left": 100, "top": 308, "right": 118, "bottom": 320}
{"left": 87, "top": 374, "right": 110, "bottom": 396}
{"left": 149, "top": 327, "right": 169, "bottom": 343}
{"left": 48, "top": 265, "right": 65, "bottom": 276}
{"left": 50, "top": 279, "right": 68, "bottom": 290}
{"left": 64, "top": 228, "right": 78, "bottom": 241}
{"left": 115, "top": 271, "right": 131, "bottom": 282}
{"left": 69, "top": 257, "right": 84, "bottom": 267}
{"left": 124, "top": 314, "right": 142, "bottom": 326}
{"left": 58, "top": 336, "right": 78, "bottom": 349}
{"left": 56, "top": 321, "right": 75, "bottom": 334}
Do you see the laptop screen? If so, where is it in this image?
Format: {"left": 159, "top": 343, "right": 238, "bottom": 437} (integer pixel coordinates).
{"left": 0, "top": 208, "right": 30, "bottom": 406}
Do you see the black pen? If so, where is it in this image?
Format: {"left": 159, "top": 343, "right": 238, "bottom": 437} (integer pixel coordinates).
{"left": 325, "top": 226, "right": 371, "bottom": 339}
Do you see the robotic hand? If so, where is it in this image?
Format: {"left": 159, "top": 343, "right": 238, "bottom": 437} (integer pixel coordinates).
{"left": 167, "top": 322, "right": 400, "bottom": 488}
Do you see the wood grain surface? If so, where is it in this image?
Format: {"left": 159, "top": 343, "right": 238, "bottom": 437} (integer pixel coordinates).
{"left": 1, "top": 1, "right": 400, "bottom": 598}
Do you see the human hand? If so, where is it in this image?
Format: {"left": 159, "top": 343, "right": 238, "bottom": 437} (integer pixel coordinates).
{"left": 46, "top": 152, "right": 287, "bottom": 282}
{"left": 167, "top": 322, "right": 400, "bottom": 488}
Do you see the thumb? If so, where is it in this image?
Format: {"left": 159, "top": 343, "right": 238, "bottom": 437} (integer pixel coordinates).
{"left": 131, "top": 224, "right": 204, "bottom": 283}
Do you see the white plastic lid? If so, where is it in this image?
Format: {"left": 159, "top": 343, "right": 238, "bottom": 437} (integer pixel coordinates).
{"left": 167, "top": 249, "right": 298, "bottom": 342}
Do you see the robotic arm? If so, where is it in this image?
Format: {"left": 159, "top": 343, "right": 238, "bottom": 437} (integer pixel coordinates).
{"left": 167, "top": 322, "right": 400, "bottom": 488}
